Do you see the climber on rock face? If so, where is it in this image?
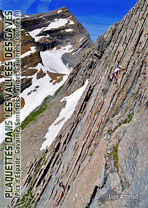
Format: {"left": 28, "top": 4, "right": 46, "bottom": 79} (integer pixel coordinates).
{"left": 56, "top": 181, "right": 66, "bottom": 206}
{"left": 112, "top": 65, "right": 125, "bottom": 84}
{"left": 59, "top": 181, "right": 65, "bottom": 200}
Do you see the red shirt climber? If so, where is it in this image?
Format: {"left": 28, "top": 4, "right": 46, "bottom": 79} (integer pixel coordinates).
{"left": 56, "top": 181, "right": 66, "bottom": 206}
{"left": 59, "top": 181, "right": 65, "bottom": 200}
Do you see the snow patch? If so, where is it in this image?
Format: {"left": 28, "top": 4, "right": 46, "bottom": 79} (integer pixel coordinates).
{"left": 34, "top": 35, "right": 50, "bottom": 42}
{"left": 44, "top": 18, "right": 68, "bottom": 31}
{"left": 40, "top": 80, "right": 89, "bottom": 150}
{"left": 57, "top": 10, "right": 63, "bottom": 14}
{"left": 69, "top": 20, "right": 75, "bottom": 25}
{"left": 29, "top": 28, "right": 44, "bottom": 39}
{"left": 40, "top": 45, "right": 73, "bottom": 74}
{"left": 65, "top": 29, "right": 73, "bottom": 32}
{"left": 21, "top": 46, "right": 36, "bottom": 58}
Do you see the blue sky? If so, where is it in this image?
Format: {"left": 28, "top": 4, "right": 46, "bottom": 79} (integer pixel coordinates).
{"left": 2, "top": 0, "right": 137, "bottom": 42}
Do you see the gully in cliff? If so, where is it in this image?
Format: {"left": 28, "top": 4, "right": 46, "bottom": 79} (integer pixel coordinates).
{"left": 112, "top": 65, "right": 125, "bottom": 84}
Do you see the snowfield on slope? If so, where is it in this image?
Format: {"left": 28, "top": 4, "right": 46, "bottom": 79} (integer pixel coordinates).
{"left": 29, "top": 28, "right": 45, "bottom": 39}
{"left": 40, "top": 80, "right": 89, "bottom": 150}
{"left": 0, "top": 45, "right": 73, "bottom": 144}
{"left": 40, "top": 44, "right": 73, "bottom": 74}
{"left": 45, "top": 18, "right": 68, "bottom": 31}
{"left": 65, "top": 29, "right": 73, "bottom": 32}
{"left": 28, "top": 17, "right": 74, "bottom": 42}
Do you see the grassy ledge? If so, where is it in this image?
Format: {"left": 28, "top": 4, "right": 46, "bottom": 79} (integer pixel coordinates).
{"left": 54, "top": 84, "right": 64, "bottom": 96}
{"left": 107, "top": 112, "right": 134, "bottom": 136}
{"left": 21, "top": 97, "right": 49, "bottom": 130}
{"left": 108, "top": 142, "right": 119, "bottom": 172}
{"left": 14, "top": 187, "right": 34, "bottom": 208}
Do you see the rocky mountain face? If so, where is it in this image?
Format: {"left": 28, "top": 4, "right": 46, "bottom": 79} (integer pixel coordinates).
{"left": 7, "top": 0, "right": 148, "bottom": 207}
{"left": 0, "top": 6, "right": 92, "bottom": 111}
{"left": 21, "top": 7, "right": 92, "bottom": 68}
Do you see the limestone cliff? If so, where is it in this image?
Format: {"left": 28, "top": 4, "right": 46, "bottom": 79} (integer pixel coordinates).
{"left": 10, "top": 0, "right": 148, "bottom": 207}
